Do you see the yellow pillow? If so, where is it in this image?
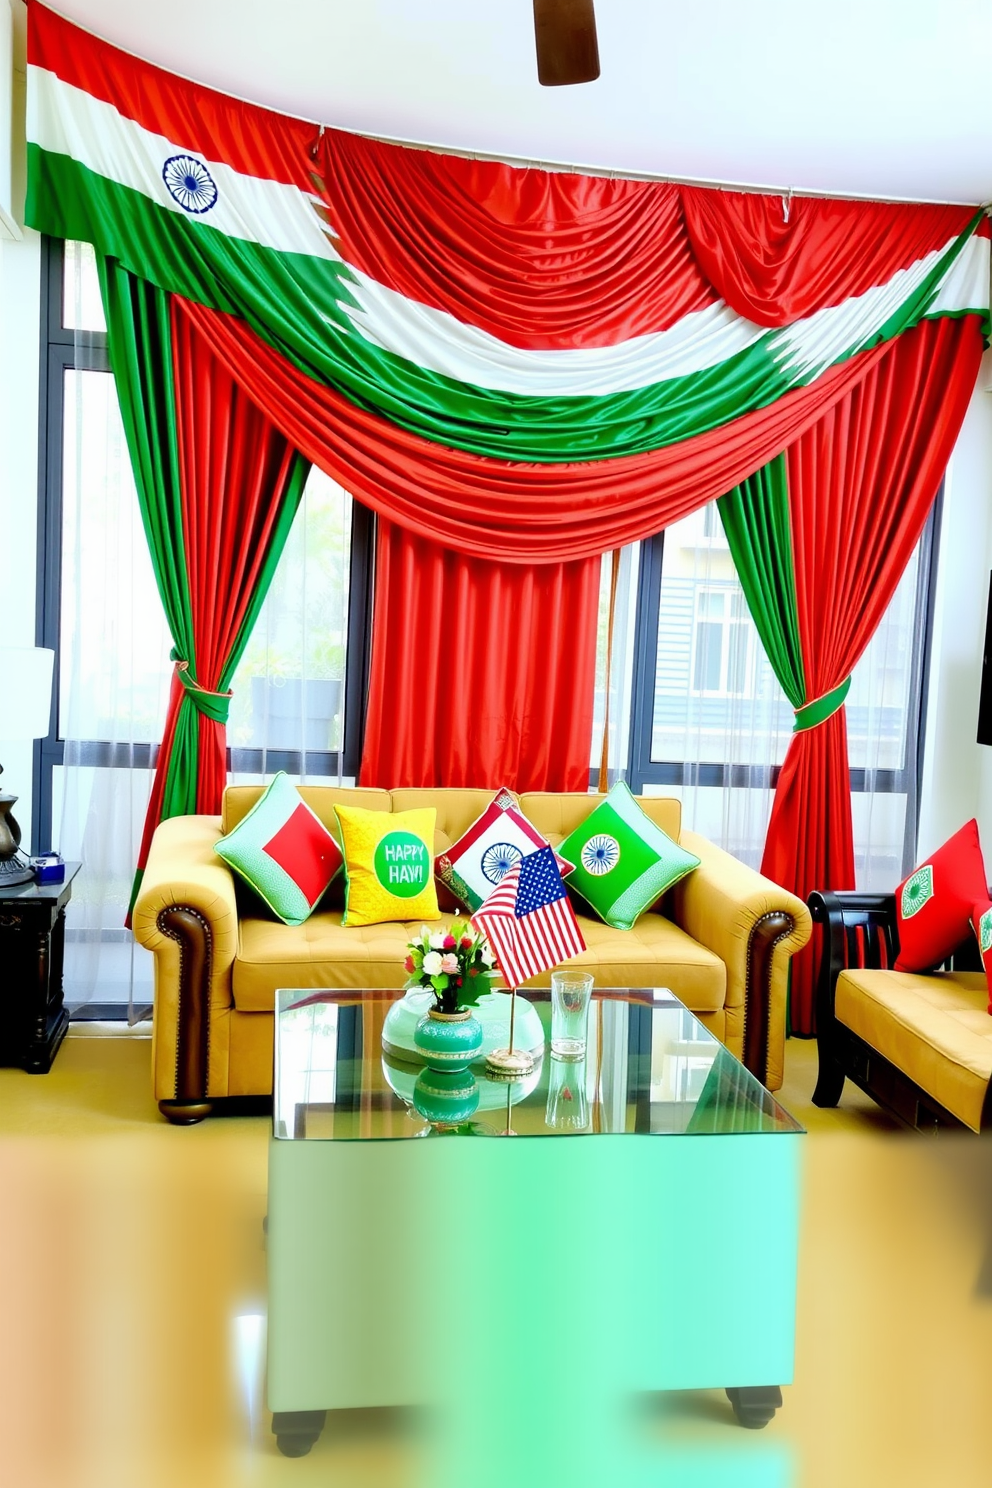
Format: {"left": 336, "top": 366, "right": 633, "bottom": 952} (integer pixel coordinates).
{"left": 334, "top": 804, "right": 440, "bottom": 927}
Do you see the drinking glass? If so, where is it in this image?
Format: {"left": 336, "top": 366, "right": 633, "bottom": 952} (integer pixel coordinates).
{"left": 550, "top": 971, "right": 594, "bottom": 1059}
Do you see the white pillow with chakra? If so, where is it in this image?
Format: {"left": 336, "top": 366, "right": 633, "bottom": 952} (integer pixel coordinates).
{"left": 435, "top": 787, "right": 574, "bottom": 914}
{"left": 556, "top": 781, "right": 700, "bottom": 932}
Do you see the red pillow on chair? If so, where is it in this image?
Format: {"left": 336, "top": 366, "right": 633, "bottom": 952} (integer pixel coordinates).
{"left": 894, "top": 820, "right": 989, "bottom": 972}
{"left": 970, "top": 900, "right": 992, "bottom": 1015}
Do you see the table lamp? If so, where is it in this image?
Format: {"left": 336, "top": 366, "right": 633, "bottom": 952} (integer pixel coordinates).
{"left": 0, "top": 646, "right": 55, "bottom": 887}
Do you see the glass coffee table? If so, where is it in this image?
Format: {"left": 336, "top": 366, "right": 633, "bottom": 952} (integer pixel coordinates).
{"left": 267, "top": 987, "right": 803, "bottom": 1477}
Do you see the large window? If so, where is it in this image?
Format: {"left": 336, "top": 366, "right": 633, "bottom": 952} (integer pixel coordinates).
{"left": 35, "top": 239, "right": 373, "bottom": 1013}
{"left": 625, "top": 500, "right": 937, "bottom": 883}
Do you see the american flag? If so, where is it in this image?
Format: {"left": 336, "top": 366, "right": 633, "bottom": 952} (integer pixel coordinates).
{"left": 472, "top": 845, "right": 586, "bottom": 988}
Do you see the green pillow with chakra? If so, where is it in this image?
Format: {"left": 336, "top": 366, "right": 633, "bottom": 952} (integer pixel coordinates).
{"left": 557, "top": 781, "right": 700, "bottom": 932}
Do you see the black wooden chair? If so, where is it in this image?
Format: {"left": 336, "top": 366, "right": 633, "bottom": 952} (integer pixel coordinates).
{"left": 807, "top": 890, "right": 992, "bottom": 1134}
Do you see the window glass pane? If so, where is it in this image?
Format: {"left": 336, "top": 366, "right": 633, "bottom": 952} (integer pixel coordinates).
{"left": 228, "top": 467, "right": 352, "bottom": 770}
{"left": 846, "top": 545, "right": 920, "bottom": 772}
{"left": 59, "top": 369, "right": 172, "bottom": 743}
{"left": 652, "top": 505, "right": 793, "bottom": 764}
{"left": 63, "top": 240, "right": 107, "bottom": 332}
{"left": 693, "top": 621, "right": 724, "bottom": 692}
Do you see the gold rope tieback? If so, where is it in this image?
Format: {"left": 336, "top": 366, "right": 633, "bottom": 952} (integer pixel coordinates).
{"left": 173, "top": 659, "right": 232, "bottom": 725}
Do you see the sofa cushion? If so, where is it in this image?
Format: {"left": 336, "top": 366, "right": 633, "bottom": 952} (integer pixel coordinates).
{"left": 893, "top": 818, "right": 988, "bottom": 972}
{"left": 835, "top": 968, "right": 992, "bottom": 1132}
{"left": 554, "top": 781, "right": 699, "bottom": 932}
{"left": 214, "top": 772, "right": 344, "bottom": 926}
{"left": 232, "top": 909, "right": 725, "bottom": 1014}
{"left": 335, "top": 804, "right": 440, "bottom": 926}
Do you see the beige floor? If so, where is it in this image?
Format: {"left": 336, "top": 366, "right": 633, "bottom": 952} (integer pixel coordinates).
{"left": 1, "top": 1027, "right": 991, "bottom": 1488}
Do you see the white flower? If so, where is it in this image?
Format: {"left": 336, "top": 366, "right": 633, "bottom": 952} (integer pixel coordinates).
{"left": 422, "top": 951, "right": 443, "bottom": 976}
{"left": 429, "top": 930, "right": 447, "bottom": 950}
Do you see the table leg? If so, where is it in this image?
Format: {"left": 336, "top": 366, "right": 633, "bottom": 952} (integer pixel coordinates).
{"left": 726, "top": 1385, "right": 783, "bottom": 1429}
{"left": 272, "top": 1409, "right": 326, "bottom": 1457}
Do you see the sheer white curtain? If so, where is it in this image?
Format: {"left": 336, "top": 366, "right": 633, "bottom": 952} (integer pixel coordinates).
{"left": 56, "top": 241, "right": 354, "bottom": 1012}
{"left": 227, "top": 468, "right": 353, "bottom": 789}
{"left": 55, "top": 364, "right": 172, "bottom": 1013}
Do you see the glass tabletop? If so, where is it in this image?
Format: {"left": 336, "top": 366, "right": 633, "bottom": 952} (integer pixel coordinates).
{"left": 273, "top": 987, "right": 803, "bottom": 1141}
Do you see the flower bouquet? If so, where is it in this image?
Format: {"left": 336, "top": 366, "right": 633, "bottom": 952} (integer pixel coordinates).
{"left": 404, "top": 921, "right": 494, "bottom": 1014}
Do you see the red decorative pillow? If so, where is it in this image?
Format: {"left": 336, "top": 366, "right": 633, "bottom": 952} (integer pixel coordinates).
{"left": 894, "top": 819, "right": 989, "bottom": 972}
{"left": 970, "top": 900, "right": 992, "bottom": 1015}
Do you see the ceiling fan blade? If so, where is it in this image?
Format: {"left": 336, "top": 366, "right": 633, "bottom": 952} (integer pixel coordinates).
{"left": 533, "top": 0, "right": 601, "bottom": 87}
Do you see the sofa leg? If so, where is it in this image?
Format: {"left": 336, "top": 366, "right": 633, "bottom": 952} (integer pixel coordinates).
{"left": 811, "top": 1050, "right": 845, "bottom": 1108}
{"left": 159, "top": 1098, "right": 213, "bottom": 1125}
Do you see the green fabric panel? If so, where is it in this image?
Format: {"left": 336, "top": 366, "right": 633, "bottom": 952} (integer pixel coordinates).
{"left": 717, "top": 454, "right": 806, "bottom": 710}
{"left": 174, "top": 661, "right": 231, "bottom": 724}
{"left": 30, "top": 152, "right": 988, "bottom": 465}
{"left": 30, "top": 148, "right": 798, "bottom": 464}
{"left": 97, "top": 255, "right": 192, "bottom": 660}
{"left": 793, "top": 676, "right": 852, "bottom": 732}
{"left": 218, "top": 452, "right": 309, "bottom": 692}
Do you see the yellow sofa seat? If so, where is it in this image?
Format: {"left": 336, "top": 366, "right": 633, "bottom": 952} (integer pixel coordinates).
{"left": 232, "top": 907, "right": 725, "bottom": 1014}
{"left": 133, "top": 785, "right": 811, "bottom": 1121}
{"left": 836, "top": 968, "right": 992, "bottom": 1133}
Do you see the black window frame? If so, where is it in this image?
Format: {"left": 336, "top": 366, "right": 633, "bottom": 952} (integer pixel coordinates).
{"left": 625, "top": 492, "right": 942, "bottom": 868}
{"left": 32, "top": 234, "right": 375, "bottom": 856}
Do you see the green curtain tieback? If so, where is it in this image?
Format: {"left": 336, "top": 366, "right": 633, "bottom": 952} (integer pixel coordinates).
{"left": 173, "top": 659, "right": 232, "bottom": 725}
{"left": 793, "top": 677, "right": 851, "bottom": 733}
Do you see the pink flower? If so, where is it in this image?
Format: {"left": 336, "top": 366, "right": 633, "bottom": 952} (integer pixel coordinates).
{"left": 404, "top": 955, "right": 415, "bottom": 973}
{"left": 443, "top": 934, "right": 457, "bottom": 950}
{"left": 440, "top": 953, "right": 459, "bottom": 975}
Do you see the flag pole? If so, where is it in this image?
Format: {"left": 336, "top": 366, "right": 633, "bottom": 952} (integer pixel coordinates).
{"left": 485, "top": 984, "right": 535, "bottom": 1078}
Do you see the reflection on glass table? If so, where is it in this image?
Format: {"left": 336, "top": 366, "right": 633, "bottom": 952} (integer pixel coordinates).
{"left": 273, "top": 987, "right": 801, "bottom": 1142}
{"left": 268, "top": 986, "right": 803, "bottom": 1477}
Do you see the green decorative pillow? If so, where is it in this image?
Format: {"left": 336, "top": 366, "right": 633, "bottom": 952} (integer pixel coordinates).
{"left": 214, "top": 772, "right": 344, "bottom": 926}
{"left": 557, "top": 782, "right": 700, "bottom": 931}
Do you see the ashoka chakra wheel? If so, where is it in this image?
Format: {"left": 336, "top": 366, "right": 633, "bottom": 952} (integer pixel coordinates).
{"left": 581, "top": 834, "right": 620, "bottom": 876}
{"left": 481, "top": 842, "right": 522, "bottom": 884}
{"left": 162, "top": 154, "right": 219, "bottom": 214}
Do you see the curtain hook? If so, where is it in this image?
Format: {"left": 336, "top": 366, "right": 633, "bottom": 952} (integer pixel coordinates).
{"left": 782, "top": 189, "right": 793, "bottom": 224}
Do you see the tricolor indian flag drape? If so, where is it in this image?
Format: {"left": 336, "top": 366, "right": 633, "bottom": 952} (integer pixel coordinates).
{"left": 24, "top": 3, "right": 990, "bottom": 1022}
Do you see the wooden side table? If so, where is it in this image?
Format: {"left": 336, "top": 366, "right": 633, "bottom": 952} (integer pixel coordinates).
{"left": 0, "top": 862, "right": 80, "bottom": 1073}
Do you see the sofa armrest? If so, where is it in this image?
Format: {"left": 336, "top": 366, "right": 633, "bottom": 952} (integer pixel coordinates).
{"left": 671, "top": 831, "right": 812, "bottom": 1090}
{"left": 131, "top": 814, "right": 238, "bottom": 1121}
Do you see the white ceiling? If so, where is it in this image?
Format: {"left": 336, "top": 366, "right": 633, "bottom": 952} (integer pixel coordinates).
{"left": 28, "top": 1, "right": 992, "bottom": 203}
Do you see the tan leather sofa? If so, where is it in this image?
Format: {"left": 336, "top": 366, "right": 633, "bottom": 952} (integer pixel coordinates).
{"left": 133, "top": 786, "right": 811, "bottom": 1123}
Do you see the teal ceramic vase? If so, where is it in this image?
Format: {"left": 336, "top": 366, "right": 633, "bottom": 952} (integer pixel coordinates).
{"left": 413, "top": 1067, "right": 480, "bottom": 1127}
{"left": 413, "top": 1007, "right": 484, "bottom": 1071}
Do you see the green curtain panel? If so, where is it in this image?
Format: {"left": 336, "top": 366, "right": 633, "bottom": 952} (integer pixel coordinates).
{"left": 99, "top": 260, "right": 309, "bottom": 916}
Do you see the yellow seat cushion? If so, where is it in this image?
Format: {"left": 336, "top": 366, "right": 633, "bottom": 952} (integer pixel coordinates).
{"left": 234, "top": 911, "right": 466, "bottom": 1009}
{"left": 519, "top": 912, "right": 724, "bottom": 1009}
{"left": 231, "top": 909, "right": 724, "bottom": 1014}
{"left": 835, "top": 968, "right": 992, "bottom": 1132}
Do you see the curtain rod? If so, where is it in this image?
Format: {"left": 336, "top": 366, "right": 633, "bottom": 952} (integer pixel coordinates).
{"left": 339, "top": 125, "right": 984, "bottom": 210}
{"left": 32, "top": 9, "right": 985, "bottom": 210}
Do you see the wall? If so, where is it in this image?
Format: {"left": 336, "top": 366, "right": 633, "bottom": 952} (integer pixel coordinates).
{"left": 918, "top": 350, "right": 992, "bottom": 857}
{"left": 0, "top": 0, "right": 40, "bottom": 844}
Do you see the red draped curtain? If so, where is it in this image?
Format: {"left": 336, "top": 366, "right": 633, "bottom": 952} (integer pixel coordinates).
{"left": 760, "top": 316, "right": 983, "bottom": 1029}
{"left": 360, "top": 521, "right": 600, "bottom": 791}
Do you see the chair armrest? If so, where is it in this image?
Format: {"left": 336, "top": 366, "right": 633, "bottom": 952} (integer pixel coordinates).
{"left": 131, "top": 814, "right": 239, "bottom": 1119}
{"left": 671, "top": 831, "right": 812, "bottom": 1090}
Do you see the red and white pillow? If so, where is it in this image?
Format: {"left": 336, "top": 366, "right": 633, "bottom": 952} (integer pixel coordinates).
{"left": 894, "top": 819, "right": 988, "bottom": 973}
{"left": 435, "top": 787, "right": 573, "bottom": 914}
{"left": 215, "top": 772, "right": 343, "bottom": 926}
